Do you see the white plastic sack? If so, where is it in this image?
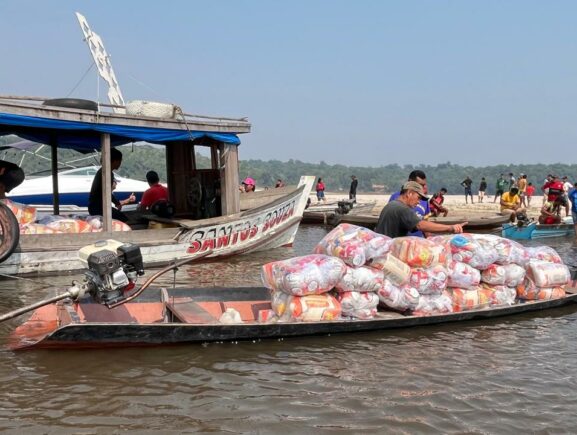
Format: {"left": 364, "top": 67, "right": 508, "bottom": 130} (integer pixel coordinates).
{"left": 335, "top": 265, "right": 384, "bottom": 293}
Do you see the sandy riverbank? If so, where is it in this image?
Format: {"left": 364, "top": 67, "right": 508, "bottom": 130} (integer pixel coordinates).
{"left": 310, "top": 192, "right": 544, "bottom": 218}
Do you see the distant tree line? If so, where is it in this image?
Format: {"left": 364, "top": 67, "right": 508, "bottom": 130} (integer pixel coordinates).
{"left": 0, "top": 137, "right": 574, "bottom": 195}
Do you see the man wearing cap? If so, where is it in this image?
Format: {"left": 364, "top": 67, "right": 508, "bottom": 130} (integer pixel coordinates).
{"left": 388, "top": 170, "right": 430, "bottom": 237}
{"left": 375, "top": 181, "right": 467, "bottom": 238}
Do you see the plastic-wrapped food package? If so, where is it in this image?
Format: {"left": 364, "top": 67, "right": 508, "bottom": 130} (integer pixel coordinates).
{"left": 45, "top": 218, "right": 93, "bottom": 234}
{"left": 36, "top": 215, "right": 66, "bottom": 225}
{"left": 334, "top": 265, "right": 384, "bottom": 293}
{"left": 271, "top": 291, "right": 341, "bottom": 321}
{"left": 314, "top": 223, "right": 392, "bottom": 267}
{"left": 481, "top": 263, "right": 526, "bottom": 287}
{"left": 19, "top": 223, "right": 62, "bottom": 235}
{"left": 525, "top": 246, "right": 563, "bottom": 264}
{"left": 480, "top": 284, "right": 516, "bottom": 306}
{"left": 389, "top": 236, "right": 447, "bottom": 268}
{"left": 526, "top": 261, "right": 570, "bottom": 288}
{"left": 412, "top": 291, "right": 453, "bottom": 316}
{"left": 472, "top": 234, "right": 528, "bottom": 266}
{"left": 425, "top": 235, "right": 454, "bottom": 266}
{"left": 257, "top": 309, "right": 277, "bottom": 323}
{"left": 337, "top": 291, "right": 379, "bottom": 319}
{"left": 377, "top": 279, "right": 420, "bottom": 311}
{"left": 367, "top": 253, "right": 411, "bottom": 286}
{"left": 449, "top": 234, "right": 499, "bottom": 270}
{"left": 447, "top": 260, "right": 481, "bottom": 289}
{"left": 1, "top": 199, "right": 36, "bottom": 225}
{"left": 261, "top": 254, "right": 346, "bottom": 296}
{"left": 447, "top": 287, "right": 493, "bottom": 312}
{"left": 516, "top": 278, "right": 566, "bottom": 300}
{"left": 408, "top": 264, "right": 448, "bottom": 295}
{"left": 85, "top": 216, "right": 132, "bottom": 232}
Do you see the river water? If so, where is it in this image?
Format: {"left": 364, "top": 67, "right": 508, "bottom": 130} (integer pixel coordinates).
{"left": 1, "top": 225, "right": 577, "bottom": 434}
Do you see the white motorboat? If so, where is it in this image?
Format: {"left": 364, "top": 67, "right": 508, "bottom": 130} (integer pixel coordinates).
{"left": 7, "top": 166, "right": 150, "bottom": 207}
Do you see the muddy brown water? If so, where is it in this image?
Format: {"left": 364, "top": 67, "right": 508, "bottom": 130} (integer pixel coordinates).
{"left": 1, "top": 225, "right": 577, "bottom": 434}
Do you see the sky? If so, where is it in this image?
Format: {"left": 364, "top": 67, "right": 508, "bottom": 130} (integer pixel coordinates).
{"left": 2, "top": 1, "right": 577, "bottom": 167}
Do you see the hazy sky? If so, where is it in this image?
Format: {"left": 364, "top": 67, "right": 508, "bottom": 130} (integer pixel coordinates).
{"left": 2, "top": 1, "right": 577, "bottom": 166}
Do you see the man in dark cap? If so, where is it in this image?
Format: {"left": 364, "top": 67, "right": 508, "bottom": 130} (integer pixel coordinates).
{"left": 375, "top": 181, "right": 467, "bottom": 238}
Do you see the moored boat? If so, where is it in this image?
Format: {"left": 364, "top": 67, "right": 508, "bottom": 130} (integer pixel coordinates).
{"left": 9, "top": 284, "right": 577, "bottom": 350}
{"left": 502, "top": 221, "right": 575, "bottom": 240}
{"left": 0, "top": 96, "right": 315, "bottom": 275}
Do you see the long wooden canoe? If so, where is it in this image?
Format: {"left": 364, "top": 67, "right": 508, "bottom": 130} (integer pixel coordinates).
{"left": 9, "top": 286, "right": 577, "bottom": 350}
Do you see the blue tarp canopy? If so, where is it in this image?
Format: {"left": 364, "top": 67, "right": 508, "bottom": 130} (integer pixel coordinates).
{"left": 0, "top": 112, "right": 241, "bottom": 151}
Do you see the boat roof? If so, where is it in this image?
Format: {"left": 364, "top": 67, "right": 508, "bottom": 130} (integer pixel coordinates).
{"left": 0, "top": 97, "right": 251, "bottom": 151}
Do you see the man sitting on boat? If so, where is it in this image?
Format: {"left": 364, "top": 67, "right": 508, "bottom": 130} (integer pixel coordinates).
{"left": 88, "top": 148, "right": 134, "bottom": 222}
{"left": 0, "top": 160, "right": 25, "bottom": 199}
{"left": 429, "top": 188, "right": 448, "bottom": 217}
{"left": 138, "top": 171, "right": 169, "bottom": 211}
{"left": 376, "top": 181, "right": 466, "bottom": 238}
{"left": 500, "top": 187, "right": 525, "bottom": 222}
{"left": 539, "top": 197, "right": 564, "bottom": 225}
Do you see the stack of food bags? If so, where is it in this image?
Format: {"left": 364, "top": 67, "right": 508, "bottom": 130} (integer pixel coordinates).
{"left": 260, "top": 224, "right": 571, "bottom": 323}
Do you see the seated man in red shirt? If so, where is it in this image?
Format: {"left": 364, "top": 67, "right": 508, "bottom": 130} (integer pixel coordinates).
{"left": 138, "top": 171, "right": 169, "bottom": 212}
{"left": 429, "top": 187, "right": 448, "bottom": 217}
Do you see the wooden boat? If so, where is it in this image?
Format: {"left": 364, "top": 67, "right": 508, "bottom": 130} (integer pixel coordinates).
{"left": 502, "top": 221, "right": 575, "bottom": 240}
{"left": 302, "top": 200, "right": 376, "bottom": 224}
{"left": 0, "top": 96, "right": 315, "bottom": 275}
{"left": 9, "top": 285, "right": 577, "bottom": 350}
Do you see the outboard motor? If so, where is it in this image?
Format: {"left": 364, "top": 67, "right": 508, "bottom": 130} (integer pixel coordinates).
{"left": 336, "top": 200, "right": 354, "bottom": 215}
{"left": 78, "top": 240, "right": 145, "bottom": 305}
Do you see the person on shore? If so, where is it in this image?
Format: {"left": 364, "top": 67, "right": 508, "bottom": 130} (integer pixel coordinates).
{"left": 138, "top": 170, "right": 169, "bottom": 212}
{"left": 375, "top": 181, "right": 466, "bottom": 238}
{"left": 461, "top": 176, "right": 474, "bottom": 204}
{"left": 517, "top": 174, "right": 528, "bottom": 208}
{"left": 478, "top": 177, "right": 487, "bottom": 203}
{"left": 349, "top": 175, "right": 358, "bottom": 203}
{"left": 494, "top": 174, "right": 508, "bottom": 203}
{"left": 500, "top": 187, "right": 525, "bottom": 222}
{"left": 539, "top": 197, "right": 563, "bottom": 225}
{"left": 508, "top": 173, "right": 516, "bottom": 189}
{"left": 88, "top": 148, "right": 133, "bottom": 222}
{"left": 525, "top": 182, "right": 535, "bottom": 207}
{"left": 568, "top": 182, "right": 577, "bottom": 238}
{"left": 275, "top": 179, "right": 285, "bottom": 188}
{"left": 240, "top": 177, "right": 256, "bottom": 193}
{"left": 388, "top": 170, "right": 430, "bottom": 237}
{"left": 429, "top": 188, "right": 448, "bottom": 217}
{"left": 315, "top": 177, "right": 326, "bottom": 202}
{"left": 0, "top": 160, "right": 25, "bottom": 199}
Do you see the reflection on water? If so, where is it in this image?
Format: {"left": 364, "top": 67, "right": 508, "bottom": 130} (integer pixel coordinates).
{"left": 1, "top": 225, "right": 577, "bottom": 433}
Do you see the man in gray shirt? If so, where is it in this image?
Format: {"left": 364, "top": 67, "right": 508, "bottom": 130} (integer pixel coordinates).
{"left": 376, "top": 181, "right": 466, "bottom": 238}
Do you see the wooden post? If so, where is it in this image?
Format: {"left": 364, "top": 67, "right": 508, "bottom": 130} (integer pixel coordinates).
{"left": 50, "top": 136, "right": 60, "bottom": 215}
{"left": 220, "top": 143, "right": 239, "bottom": 215}
{"left": 101, "top": 134, "right": 112, "bottom": 232}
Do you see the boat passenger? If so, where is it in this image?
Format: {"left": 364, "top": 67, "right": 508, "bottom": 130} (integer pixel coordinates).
{"left": 240, "top": 177, "right": 256, "bottom": 193}
{"left": 88, "top": 148, "right": 134, "bottom": 222}
{"left": 538, "top": 197, "right": 563, "bottom": 225}
{"left": 500, "top": 187, "right": 525, "bottom": 222}
{"left": 388, "top": 170, "right": 430, "bottom": 237}
{"left": 0, "top": 160, "right": 25, "bottom": 199}
{"left": 542, "top": 175, "right": 569, "bottom": 216}
{"left": 429, "top": 188, "right": 448, "bottom": 217}
{"left": 375, "top": 181, "right": 466, "bottom": 238}
{"left": 138, "top": 171, "right": 169, "bottom": 211}
{"left": 568, "top": 183, "right": 577, "bottom": 239}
